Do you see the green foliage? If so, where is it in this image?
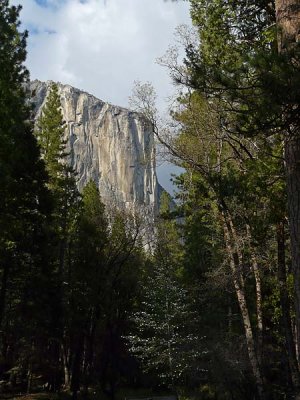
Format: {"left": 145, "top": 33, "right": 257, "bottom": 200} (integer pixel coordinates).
{"left": 72, "top": 181, "right": 108, "bottom": 313}
{"left": 156, "top": 191, "right": 184, "bottom": 276}
{"left": 187, "top": 0, "right": 300, "bottom": 137}
{"left": 126, "top": 194, "right": 204, "bottom": 390}
{"left": 0, "top": 1, "right": 50, "bottom": 261}
{"left": 35, "top": 82, "right": 80, "bottom": 261}
{"left": 2, "top": 1, "right": 299, "bottom": 398}
{"left": 0, "top": 2, "right": 57, "bottom": 393}
{"left": 161, "top": 0, "right": 300, "bottom": 396}
{"left": 35, "top": 83, "right": 67, "bottom": 183}
{"left": 127, "top": 261, "right": 202, "bottom": 389}
{"left": 175, "top": 173, "right": 222, "bottom": 284}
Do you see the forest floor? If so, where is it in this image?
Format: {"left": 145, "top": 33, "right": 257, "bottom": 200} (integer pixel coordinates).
{"left": 0, "top": 394, "right": 65, "bottom": 400}
{"left": 0, "top": 388, "right": 171, "bottom": 400}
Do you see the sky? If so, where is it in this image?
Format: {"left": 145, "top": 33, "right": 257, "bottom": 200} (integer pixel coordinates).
{"left": 15, "top": 0, "right": 191, "bottom": 194}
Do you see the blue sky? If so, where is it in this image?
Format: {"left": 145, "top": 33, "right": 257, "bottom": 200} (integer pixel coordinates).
{"left": 16, "top": 0, "right": 191, "bottom": 193}
{"left": 34, "top": 0, "right": 47, "bottom": 5}
{"left": 35, "top": 0, "right": 48, "bottom": 5}
{"left": 33, "top": 0, "right": 66, "bottom": 9}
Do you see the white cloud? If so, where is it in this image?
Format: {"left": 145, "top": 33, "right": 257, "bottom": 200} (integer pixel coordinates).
{"left": 15, "top": 0, "right": 191, "bottom": 192}
{"left": 16, "top": 0, "right": 191, "bottom": 111}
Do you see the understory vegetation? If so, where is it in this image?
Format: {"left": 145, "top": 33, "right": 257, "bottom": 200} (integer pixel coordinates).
{"left": 1, "top": 1, "right": 300, "bottom": 399}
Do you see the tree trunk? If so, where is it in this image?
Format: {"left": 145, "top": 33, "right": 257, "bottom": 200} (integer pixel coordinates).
{"left": 83, "top": 309, "right": 99, "bottom": 393}
{"left": 71, "top": 333, "right": 84, "bottom": 400}
{"left": 285, "top": 135, "right": 300, "bottom": 362}
{"left": 221, "top": 210, "right": 265, "bottom": 399}
{"left": 62, "top": 340, "right": 71, "bottom": 389}
{"left": 27, "top": 341, "right": 35, "bottom": 394}
{"left": 277, "top": 220, "right": 300, "bottom": 389}
{"left": 0, "top": 259, "right": 9, "bottom": 329}
{"left": 275, "top": 0, "right": 300, "bottom": 366}
{"left": 27, "top": 360, "right": 33, "bottom": 394}
{"left": 245, "top": 224, "right": 263, "bottom": 362}
{"left": 275, "top": 0, "right": 300, "bottom": 51}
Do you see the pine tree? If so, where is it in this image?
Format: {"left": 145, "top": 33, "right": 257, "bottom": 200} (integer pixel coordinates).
{"left": 35, "top": 82, "right": 80, "bottom": 391}
{"left": 65, "top": 181, "right": 108, "bottom": 399}
{"left": 36, "top": 83, "right": 67, "bottom": 185}
{"left": 0, "top": 1, "right": 54, "bottom": 390}
{"left": 35, "top": 82, "right": 80, "bottom": 276}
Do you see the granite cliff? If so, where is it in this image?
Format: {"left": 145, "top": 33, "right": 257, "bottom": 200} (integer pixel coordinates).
{"left": 29, "top": 80, "right": 162, "bottom": 218}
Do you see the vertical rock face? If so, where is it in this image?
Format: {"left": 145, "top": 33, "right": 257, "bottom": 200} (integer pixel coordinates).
{"left": 29, "top": 80, "right": 161, "bottom": 217}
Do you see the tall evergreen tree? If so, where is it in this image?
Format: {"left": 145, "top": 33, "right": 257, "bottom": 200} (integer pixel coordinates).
{"left": 0, "top": 1, "right": 54, "bottom": 390}
{"left": 35, "top": 82, "right": 80, "bottom": 278}
{"left": 35, "top": 82, "right": 80, "bottom": 391}
{"left": 66, "top": 181, "right": 108, "bottom": 398}
{"left": 36, "top": 83, "right": 67, "bottom": 185}
{"left": 127, "top": 193, "right": 201, "bottom": 392}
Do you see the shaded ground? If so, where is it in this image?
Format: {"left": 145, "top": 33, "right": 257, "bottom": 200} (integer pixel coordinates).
{"left": 0, "top": 394, "right": 65, "bottom": 400}
{"left": 0, "top": 387, "right": 175, "bottom": 400}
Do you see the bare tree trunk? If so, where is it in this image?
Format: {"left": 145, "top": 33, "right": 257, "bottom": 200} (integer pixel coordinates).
{"left": 27, "top": 354, "right": 33, "bottom": 393}
{"left": 228, "top": 306, "right": 233, "bottom": 334}
{"left": 275, "top": 0, "right": 300, "bottom": 51}
{"left": 275, "top": 0, "right": 300, "bottom": 367}
{"left": 82, "top": 324, "right": 96, "bottom": 394}
{"left": 62, "top": 340, "right": 71, "bottom": 389}
{"left": 245, "top": 224, "right": 263, "bottom": 362}
{"left": 285, "top": 134, "right": 300, "bottom": 363}
{"left": 221, "top": 210, "right": 265, "bottom": 399}
{"left": 0, "top": 260, "right": 9, "bottom": 330}
{"left": 277, "top": 220, "right": 300, "bottom": 389}
{"left": 71, "top": 333, "right": 84, "bottom": 400}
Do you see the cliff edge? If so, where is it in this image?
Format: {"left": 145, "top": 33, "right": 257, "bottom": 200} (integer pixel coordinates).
{"left": 29, "top": 80, "right": 163, "bottom": 218}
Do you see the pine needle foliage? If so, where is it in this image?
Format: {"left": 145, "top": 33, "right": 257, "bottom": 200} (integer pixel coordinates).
{"left": 35, "top": 83, "right": 68, "bottom": 183}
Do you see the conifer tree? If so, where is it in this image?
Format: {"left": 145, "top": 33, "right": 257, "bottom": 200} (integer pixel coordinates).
{"left": 66, "top": 181, "right": 108, "bottom": 398}
{"left": 35, "top": 82, "right": 80, "bottom": 277}
{"left": 127, "top": 195, "right": 201, "bottom": 390}
{"left": 35, "top": 82, "right": 80, "bottom": 390}
{"left": 0, "top": 1, "right": 54, "bottom": 388}
{"left": 36, "top": 83, "right": 67, "bottom": 185}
